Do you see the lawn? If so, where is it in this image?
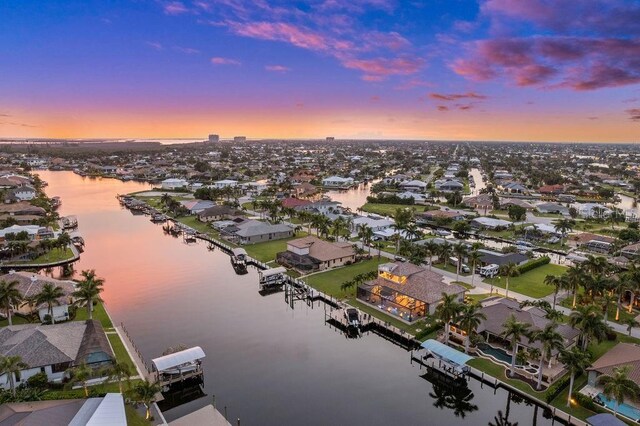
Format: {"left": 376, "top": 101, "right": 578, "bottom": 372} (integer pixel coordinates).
{"left": 548, "top": 375, "right": 596, "bottom": 421}
{"left": 467, "top": 357, "right": 546, "bottom": 399}
{"left": 432, "top": 262, "right": 472, "bottom": 277}
{"left": 348, "top": 298, "right": 429, "bottom": 335}
{"left": 126, "top": 405, "right": 152, "bottom": 425}
{"left": 484, "top": 263, "right": 568, "bottom": 298}
{"left": 243, "top": 231, "right": 307, "bottom": 262}
{"left": 108, "top": 333, "right": 137, "bottom": 372}
{"left": 7, "top": 247, "right": 75, "bottom": 265}
{"left": 303, "top": 258, "right": 383, "bottom": 298}
{"left": 360, "top": 203, "right": 424, "bottom": 216}
{"left": 75, "top": 302, "right": 114, "bottom": 329}
{"left": 0, "top": 315, "right": 31, "bottom": 327}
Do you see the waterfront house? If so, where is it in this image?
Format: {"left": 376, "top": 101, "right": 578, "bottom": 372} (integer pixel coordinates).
{"left": 281, "top": 197, "right": 312, "bottom": 210}
{"left": 587, "top": 343, "right": 640, "bottom": 389}
{"left": 292, "top": 182, "right": 318, "bottom": 198}
{"left": 0, "top": 320, "right": 114, "bottom": 388}
{"left": 4, "top": 185, "right": 37, "bottom": 202}
{"left": 578, "top": 203, "right": 613, "bottom": 219}
{"left": 419, "top": 209, "right": 467, "bottom": 223}
{"left": 299, "top": 200, "right": 343, "bottom": 216}
{"left": 399, "top": 179, "right": 428, "bottom": 193}
{"left": 471, "top": 217, "right": 512, "bottom": 230}
{"left": 463, "top": 194, "right": 494, "bottom": 210}
{"left": 535, "top": 202, "right": 570, "bottom": 215}
{"left": 351, "top": 216, "right": 394, "bottom": 234}
{"left": 500, "top": 198, "right": 535, "bottom": 211}
{"left": 276, "top": 236, "right": 355, "bottom": 272}
{"left": 197, "top": 205, "right": 241, "bottom": 222}
{"left": 321, "top": 176, "right": 354, "bottom": 188}
{"left": 0, "top": 271, "right": 75, "bottom": 323}
{"left": 161, "top": 178, "right": 188, "bottom": 190}
{"left": 0, "top": 224, "right": 52, "bottom": 241}
{"left": 477, "top": 249, "right": 528, "bottom": 266}
{"left": 224, "top": 219, "right": 294, "bottom": 244}
{"left": 434, "top": 179, "right": 464, "bottom": 192}
{"left": 180, "top": 199, "right": 216, "bottom": 214}
{"left": 357, "top": 262, "right": 465, "bottom": 322}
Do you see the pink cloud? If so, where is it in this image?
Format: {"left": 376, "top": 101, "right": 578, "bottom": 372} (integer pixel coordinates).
{"left": 437, "top": 105, "right": 449, "bottom": 111}
{"left": 265, "top": 65, "right": 290, "bottom": 72}
{"left": 366, "top": 32, "right": 411, "bottom": 51}
{"left": 163, "top": 1, "right": 188, "bottom": 15}
{"left": 342, "top": 56, "right": 423, "bottom": 81}
{"left": 145, "top": 41, "right": 163, "bottom": 51}
{"left": 211, "top": 57, "right": 241, "bottom": 65}
{"left": 627, "top": 108, "right": 640, "bottom": 121}
{"left": 228, "top": 21, "right": 328, "bottom": 51}
{"left": 429, "top": 92, "right": 487, "bottom": 101}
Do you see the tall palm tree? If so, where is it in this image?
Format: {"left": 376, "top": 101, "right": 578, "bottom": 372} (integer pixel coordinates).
{"left": 554, "top": 219, "right": 574, "bottom": 247}
{"left": 105, "top": 361, "right": 132, "bottom": 393}
{"left": 501, "top": 314, "right": 531, "bottom": 377}
{"left": 130, "top": 379, "right": 161, "bottom": 420}
{"left": 67, "top": 363, "right": 93, "bottom": 397}
{"left": 565, "top": 265, "right": 585, "bottom": 308}
{"left": 0, "top": 355, "right": 28, "bottom": 396}
{"left": 373, "top": 241, "right": 385, "bottom": 260}
{"left": 357, "top": 224, "right": 374, "bottom": 254}
{"left": 435, "top": 293, "right": 462, "bottom": 346}
{"left": 624, "top": 317, "right": 640, "bottom": 336}
{"left": 331, "top": 216, "right": 347, "bottom": 241}
{"left": 583, "top": 255, "right": 609, "bottom": 276}
{"left": 558, "top": 347, "right": 591, "bottom": 407}
{"left": 457, "top": 303, "right": 486, "bottom": 353}
{"left": 424, "top": 240, "right": 439, "bottom": 271}
{"left": 569, "top": 304, "right": 610, "bottom": 350}
{"left": 598, "top": 365, "right": 640, "bottom": 418}
{"left": 72, "top": 269, "right": 105, "bottom": 320}
{"left": 452, "top": 243, "right": 468, "bottom": 282}
{"left": 543, "top": 274, "right": 565, "bottom": 311}
{"left": 499, "top": 263, "right": 520, "bottom": 299}
{"left": 529, "top": 322, "right": 564, "bottom": 390}
{"left": 34, "top": 283, "right": 65, "bottom": 324}
{"left": 0, "top": 280, "right": 22, "bottom": 326}
{"left": 468, "top": 250, "right": 482, "bottom": 287}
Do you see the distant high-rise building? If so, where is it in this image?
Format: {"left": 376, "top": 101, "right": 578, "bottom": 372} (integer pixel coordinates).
{"left": 234, "top": 136, "right": 247, "bottom": 143}
{"left": 208, "top": 134, "right": 219, "bottom": 143}
{"left": 326, "top": 137, "right": 335, "bottom": 142}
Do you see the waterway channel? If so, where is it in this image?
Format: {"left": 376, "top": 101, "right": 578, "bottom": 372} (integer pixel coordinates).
{"left": 37, "top": 170, "right": 558, "bottom": 425}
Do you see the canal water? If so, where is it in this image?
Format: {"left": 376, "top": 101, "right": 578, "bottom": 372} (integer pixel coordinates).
{"left": 37, "top": 171, "right": 555, "bottom": 425}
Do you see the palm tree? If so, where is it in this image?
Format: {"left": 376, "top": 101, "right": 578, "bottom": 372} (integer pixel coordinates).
{"left": 357, "top": 225, "right": 374, "bottom": 254}
{"left": 583, "top": 255, "right": 609, "bottom": 276}
{"left": 624, "top": 317, "right": 640, "bottom": 336}
{"left": 569, "top": 304, "right": 610, "bottom": 350}
{"left": 452, "top": 243, "right": 468, "bottom": 282}
{"left": 499, "top": 263, "right": 520, "bottom": 299}
{"left": 331, "top": 216, "right": 347, "bottom": 241}
{"left": 554, "top": 219, "right": 574, "bottom": 247}
{"left": 34, "top": 283, "right": 65, "bottom": 324}
{"left": 435, "top": 293, "right": 462, "bottom": 346}
{"left": 0, "top": 355, "right": 28, "bottom": 396}
{"left": 105, "top": 361, "right": 132, "bottom": 393}
{"left": 543, "top": 274, "right": 564, "bottom": 311}
{"left": 565, "top": 265, "right": 585, "bottom": 308}
{"left": 501, "top": 314, "right": 531, "bottom": 377}
{"left": 529, "top": 322, "right": 564, "bottom": 390}
{"left": 130, "top": 379, "right": 161, "bottom": 420}
{"left": 468, "top": 250, "right": 482, "bottom": 287}
{"left": 373, "top": 241, "right": 385, "bottom": 260}
{"left": 457, "top": 303, "right": 486, "bottom": 353}
{"left": 0, "top": 280, "right": 22, "bottom": 326}
{"left": 598, "top": 365, "right": 640, "bottom": 418}
{"left": 72, "top": 269, "right": 105, "bottom": 320}
{"left": 424, "top": 240, "right": 439, "bottom": 271}
{"left": 558, "top": 348, "right": 591, "bottom": 407}
{"left": 67, "top": 363, "right": 93, "bottom": 397}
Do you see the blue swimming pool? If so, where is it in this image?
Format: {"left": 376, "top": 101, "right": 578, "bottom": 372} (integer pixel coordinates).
{"left": 477, "top": 342, "right": 511, "bottom": 363}
{"left": 597, "top": 393, "right": 640, "bottom": 421}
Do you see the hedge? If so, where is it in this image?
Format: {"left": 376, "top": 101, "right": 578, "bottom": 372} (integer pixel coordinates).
{"left": 544, "top": 373, "right": 577, "bottom": 403}
{"left": 415, "top": 321, "right": 443, "bottom": 340}
{"left": 518, "top": 256, "right": 551, "bottom": 274}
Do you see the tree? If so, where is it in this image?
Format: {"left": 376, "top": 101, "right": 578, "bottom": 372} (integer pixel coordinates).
{"left": 104, "top": 361, "right": 132, "bottom": 393}
{"left": 543, "top": 274, "right": 565, "bottom": 311}
{"left": 565, "top": 265, "right": 585, "bottom": 309}
{"left": 67, "top": 363, "right": 93, "bottom": 397}
{"left": 598, "top": 365, "right": 640, "bottom": 418}
{"left": 72, "top": 270, "right": 105, "bottom": 320}
{"left": 569, "top": 304, "right": 610, "bottom": 350}
{"left": 357, "top": 225, "right": 374, "bottom": 254}
{"left": 624, "top": 317, "right": 640, "bottom": 336}
{"left": 554, "top": 219, "right": 574, "bottom": 247}
{"left": 373, "top": 241, "right": 385, "bottom": 260}
{"left": 457, "top": 303, "right": 486, "bottom": 353}
{"left": 34, "top": 283, "right": 65, "bottom": 324}
{"left": 424, "top": 240, "right": 439, "bottom": 271}
{"left": 452, "top": 243, "right": 468, "bottom": 282}
{"left": 0, "top": 355, "right": 28, "bottom": 396}
{"left": 529, "top": 322, "right": 564, "bottom": 390}
{"left": 559, "top": 348, "right": 591, "bottom": 407}
{"left": 468, "top": 250, "right": 482, "bottom": 287}
{"left": 501, "top": 314, "right": 531, "bottom": 377}
{"left": 499, "top": 263, "right": 520, "bottom": 299}
{"left": 583, "top": 255, "right": 609, "bottom": 276}
{"left": 130, "top": 379, "right": 161, "bottom": 420}
{"left": 507, "top": 205, "right": 526, "bottom": 221}
{"left": 0, "top": 280, "right": 22, "bottom": 326}
{"left": 435, "top": 293, "right": 462, "bottom": 346}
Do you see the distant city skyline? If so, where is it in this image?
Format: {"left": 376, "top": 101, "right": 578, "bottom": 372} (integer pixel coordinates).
{"left": 1, "top": 0, "right": 639, "bottom": 142}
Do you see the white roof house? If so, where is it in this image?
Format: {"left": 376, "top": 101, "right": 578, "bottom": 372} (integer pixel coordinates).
{"left": 213, "top": 179, "right": 238, "bottom": 188}
{"left": 578, "top": 203, "right": 612, "bottom": 219}
{"left": 322, "top": 176, "right": 354, "bottom": 187}
{"left": 161, "top": 178, "right": 188, "bottom": 190}
{"left": 471, "top": 217, "right": 512, "bottom": 229}
{"left": 352, "top": 216, "right": 394, "bottom": 233}
{"left": 399, "top": 180, "right": 428, "bottom": 192}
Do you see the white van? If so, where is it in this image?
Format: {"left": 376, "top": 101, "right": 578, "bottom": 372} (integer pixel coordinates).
{"left": 449, "top": 257, "right": 471, "bottom": 273}
{"left": 480, "top": 264, "right": 500, "bottom": 278}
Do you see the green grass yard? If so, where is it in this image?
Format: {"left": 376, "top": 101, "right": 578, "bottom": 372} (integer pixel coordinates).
{"left": 243, "top": 231, "right": 307, "bottom": 262}
{"left": 108, "top": 333, "right": 137, "bottom": 372}
{"left": 303, "top": 258, "right": 382, "bottom": 298}
{"left": 360, "top": 203, "right": 424, "bottom": 216}
{"left": 74, "top": 302, "right": 114, "bottom": 329}
{"left": 7, "top": 247, "right": 75, "bottom": 265}
{"left": 485, "top": 263, "right": 568, "bottom": 298}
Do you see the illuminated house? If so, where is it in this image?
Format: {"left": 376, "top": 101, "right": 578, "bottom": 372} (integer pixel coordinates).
{"left": 357, "top": 262, "right": 465, "bottom": 323}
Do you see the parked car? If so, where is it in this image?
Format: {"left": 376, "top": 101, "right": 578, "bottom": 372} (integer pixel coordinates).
{"left": 394, "top": 255, "right": 407, "bottom": 262}
{"left": 480, "top": 264, "right": 500, "bottom": 278}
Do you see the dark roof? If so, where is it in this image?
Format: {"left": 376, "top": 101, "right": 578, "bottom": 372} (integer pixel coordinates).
{"left": 478, "top": 250, "right": 528, "bottom": 266}
{"left": 587, "top": 343, "right": 640, "bottom": 386}
{"left": 198, "top": 205, "right": 238, "bottom": 217}
{"left": 76, "top": 320, "right": 114, "bottom": 364}
{"left": 586, "top": 413, "right": 627, "bottom": 426}
{"left": 0, "top": 399, "right": 86, "bottom": 426}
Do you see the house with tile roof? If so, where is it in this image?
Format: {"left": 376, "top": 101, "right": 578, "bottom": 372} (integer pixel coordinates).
{"left": 587, "top": 342, "right": 640, "bottom": 388}
{"left": 276, "top": 236, "right": 355, "bottom": 272}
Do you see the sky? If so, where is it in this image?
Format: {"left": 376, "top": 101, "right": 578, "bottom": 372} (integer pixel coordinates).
{"left": 1, "top": 0, "right": 639, "bottom": 142}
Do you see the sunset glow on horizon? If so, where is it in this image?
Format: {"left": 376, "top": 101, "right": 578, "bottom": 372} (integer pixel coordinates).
{"left": 1, "top": 0, "right": 639, "bottom": 142}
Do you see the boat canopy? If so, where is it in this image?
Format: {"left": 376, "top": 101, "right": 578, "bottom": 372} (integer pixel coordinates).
{"left": 151, "top": 346, "right": 206, "bottom": 372}
{"left": 421, "top": 339, "right": 473, "bottom": 367}
{"left": 260, "top": 267, "right": 287, "bottom": 278}
{"left": 232, "top": 248, "right": 248, "bottom": 256}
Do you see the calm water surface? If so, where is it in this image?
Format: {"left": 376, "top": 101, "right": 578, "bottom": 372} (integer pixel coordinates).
{"left": 37, "top": 171, "right": 554, "bottom": 426}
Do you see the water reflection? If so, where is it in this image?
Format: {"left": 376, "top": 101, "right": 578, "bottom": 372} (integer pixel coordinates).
{"left": 34, "top": 171, "right": 557, "bottom": 425}
{"left": 422, "top": 368, "right": 478, "bottom": 419}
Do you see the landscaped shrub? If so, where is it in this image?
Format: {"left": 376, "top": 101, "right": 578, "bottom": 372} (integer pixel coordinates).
{"left": 574, "top": 393, "right": 607, "bottom": 414}
{"left": 517, "top": 256, "right": 550, "bottom": 274}
{"left": 544, "top": 373, "right": 575, "bottom": 403}
{"left": 26, "top": 372, "right": 49, "bottom": 389}
{"left": 415, "top": 321, "right": 443, "bottom": 340}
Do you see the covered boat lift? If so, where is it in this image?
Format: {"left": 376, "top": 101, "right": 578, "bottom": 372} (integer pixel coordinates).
{"left": 420, "top": 339, "right": 473, "bottom": 378}
{"left": 258, "top": 266, "right": 287, "bottom": 290}
{"left": 151, "top": 346, "right": 206, "bottom": 388}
